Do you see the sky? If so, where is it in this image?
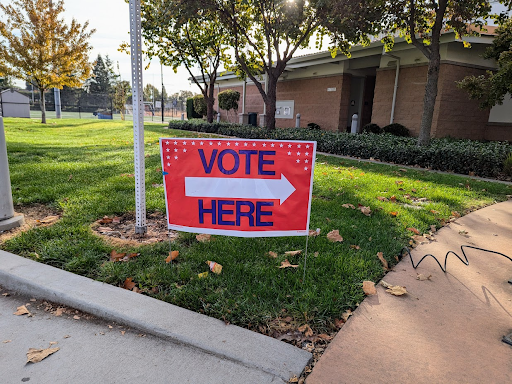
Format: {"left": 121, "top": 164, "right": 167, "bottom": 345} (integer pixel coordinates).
{"left": 4, "top": 0, "right": 510, "bottom": 94}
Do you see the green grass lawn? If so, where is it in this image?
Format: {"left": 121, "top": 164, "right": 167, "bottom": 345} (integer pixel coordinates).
{"left": 2, "top": 118, "right": 511, "bottom": 333}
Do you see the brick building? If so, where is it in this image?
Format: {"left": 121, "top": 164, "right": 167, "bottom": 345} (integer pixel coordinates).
{"left": 211, "top": 31, "right": 512, "bottom": 142}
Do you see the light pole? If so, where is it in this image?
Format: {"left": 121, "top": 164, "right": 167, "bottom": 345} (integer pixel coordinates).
{"left": 0, "top": 116, "right": 24, "bottom": 231}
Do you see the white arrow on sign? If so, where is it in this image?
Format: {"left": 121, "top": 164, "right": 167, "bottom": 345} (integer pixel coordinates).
{"left": 185, "top": 174, "right": 296, "bottom": 204}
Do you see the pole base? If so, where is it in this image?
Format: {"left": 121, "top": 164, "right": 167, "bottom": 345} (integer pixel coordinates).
{"left": 135, "top": 225, "right": 147, "bottom": 235}
{"left": 0, "top": 214, "right": 24, "bottom": 232}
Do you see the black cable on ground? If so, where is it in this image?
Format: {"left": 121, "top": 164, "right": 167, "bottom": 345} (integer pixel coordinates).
{"left": 401, "top": 245, "right": 512, "bottom": 273}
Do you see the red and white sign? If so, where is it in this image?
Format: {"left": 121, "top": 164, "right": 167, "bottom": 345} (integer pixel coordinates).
{"left": 159, "top": 138, "right": 316, "bottom": 237}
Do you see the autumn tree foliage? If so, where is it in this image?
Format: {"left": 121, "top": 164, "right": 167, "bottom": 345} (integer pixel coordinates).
{"left": 140, "top": 0, "right": 230, "bottom": 123}
{"left": 0, "top": 0, "right": 94, "bottom": 123}
{"left": 377, "top": 0, "right": 511, "bottom": 146}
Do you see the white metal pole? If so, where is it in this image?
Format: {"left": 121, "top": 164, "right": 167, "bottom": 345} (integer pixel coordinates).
{"left": 54, "top": 88, "right": 61, "bottom": 118}
{"left": 129, "top": 0, "right": 147, "bottom": 234}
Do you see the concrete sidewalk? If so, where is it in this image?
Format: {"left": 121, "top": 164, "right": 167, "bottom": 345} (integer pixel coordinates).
{"left": 307, "top": 199, "right": 512, "bottom": 384}
{"left": 0, "top": 251, "right": 311, "bottom": 383}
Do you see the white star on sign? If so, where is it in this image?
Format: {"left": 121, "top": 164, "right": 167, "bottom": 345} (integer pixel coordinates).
{"left": 200, "top": 141, "right": 204, "bottom": 145}
{"left": 297, "top": 152, "right": 301, "bottom": 156}
{"left": 287, "top": 151, "right": 292, "bottom": 155}
{"left": 288, "top": 144, "right": 292, "bottom": 148}
{"left": 305, "top": 152, "right": 309, "bottom": 156}
{"left": 244, "top": 142, "right": 248, "bottom": 146}
{"left": 174, "top": 156, "right": 178, "bottom": 160}
{"left": 174, "top": 141, "right": 178, "bottom": 145}
{"left": 165, "top": 141, "right": 169, "bottom": 145}
{"left": 209, "top": 141, "right": 213, "bottom": 146}
{"left": 166, "top": 148, "right": 170, "bottom": 152}
{"left": 296, "top": 159, "right": 300, "bottom": 163}
{"left": 182, "top": 141, "right": 187, "bottom": 145}
{"left": 235, "top": 142, "right": 239, "bottom": 146}
{"left": 218, "top": 142, "right": 222, "bottom": 146}
{"left": 306, "top": 144, "right": 310, "bottom": 148}
{"left": 279, "top": 144, "right": 283, "bottom": 148}
{"left": 174, "top": 148, "right": 178, "bottom": 152}
{"left": 297, "top": 144, "right": 301, "bottom": 148}
{"left": 226, "top": 142, "right": 231, "bottom": 146}
{"left": 262, "top": 143, "right": 267, "bottom": 147}
{"left": 304, "top": 166, "right": 308, "bottom": 171}
{"left": 191, "top": 141, "right": 196, "bottom": 145}
{"left": 166, "top": 155, "right": 170, "bottom": 159}
{"left": 167, "top": 162, "right": 171, "bottom": 166}
{"left": 270, "top": 143, "right": 275, "bottom": 147}
{"left": 252, "top": 143, "right": 256, "bottom": 147}
{"left": 183, "top": 149, "right": 187, "bottom": 152}
{"left": 305, "top": 159, "right": 309, "bottom": 163}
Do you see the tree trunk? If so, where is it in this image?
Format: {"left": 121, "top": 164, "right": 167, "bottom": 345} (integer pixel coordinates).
{"left": 265, "top": 75, "right": 278, "bottom": 129}
{"left": 206, "top": 81, "right": 215, "bottom": 123}
{"left": 39, "top": 88, "right": 46, "bottom": 124}
{"left": 417, "top": 52, "right": 441, "bottom": 146}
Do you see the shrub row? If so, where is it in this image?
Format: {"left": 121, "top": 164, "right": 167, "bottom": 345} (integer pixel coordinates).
{"left": 167, "top": 120, "right": 511, "bottom": 178}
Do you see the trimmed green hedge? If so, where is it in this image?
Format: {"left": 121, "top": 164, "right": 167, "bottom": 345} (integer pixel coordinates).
{"left": 167, "top": 120, "right": 511, "bottom": 178}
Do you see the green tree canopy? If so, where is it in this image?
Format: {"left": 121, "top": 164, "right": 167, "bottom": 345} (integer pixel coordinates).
{"left": 87, "top": 54, "right": 117, "bottom": 94}
{"left": 374, "top": 0, "right": 511, "bottom": 145}
{"left": 0, "top": 0, "right": 94, "bottom": 123}
{"left": 140, "top": 0, "right": 230, "bottom": 123}
{"left": 458, "top": 17, "right": 512, "bottom": 108}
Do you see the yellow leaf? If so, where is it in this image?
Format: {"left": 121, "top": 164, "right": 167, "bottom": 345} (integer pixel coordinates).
{"left": 362, "top": 281, "right": 377, "bottom": 295}
{"left": 198, "top": 272, "right": 209, "bottom": 279}
{"left": 326, "top": 230, "right": 343, "bottom": 242}
{"left": 416, "top": 274, "right": 432, "bottom": 281}
{"left": 285, "top": 250, "right": 302, "bottom": 256}
{"left": 381, "top": 280, "right": 407, "bottom": 296}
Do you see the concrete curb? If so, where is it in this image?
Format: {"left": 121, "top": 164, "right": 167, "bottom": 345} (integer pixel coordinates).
{"left": 0, "top": 250, "right": 311, "bottom": 381}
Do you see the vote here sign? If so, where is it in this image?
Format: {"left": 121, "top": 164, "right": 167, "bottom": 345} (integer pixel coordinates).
{"left": 159, "top": 138, "right": 316, "bottom": 237}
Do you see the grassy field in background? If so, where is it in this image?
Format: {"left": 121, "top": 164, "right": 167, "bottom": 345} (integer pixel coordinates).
{"left": 2, "top": 117, "right": 511, "bottom": 333}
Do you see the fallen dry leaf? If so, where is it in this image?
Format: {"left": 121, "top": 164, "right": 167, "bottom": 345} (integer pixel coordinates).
{"left": 268, "top": 251, "right": 278, "bottom": 258}
{"left": 342, "top": 203, "right": 356, "bottom": 209}
{"left": 358, "top": 205, "right": 372, "bottom": 216}
{"left": 196, "top": 234, "right": 211, "bottom": 243}
{"left": 350, "top": 245, "right": 360, "bottom": 250}
{"left": 406, "top": 227, "right": 420, "bottom": 235}
{"left": 308, "top": 229, "right": 320, "bottom": 237}
{"left": 326, "top": 230, "right": 343, "bottom": 242}
{"left": 314, "top": 251, "right": 319, "bottom": 257}
{"left": 123, "top": 277, "right": 136, "bottom": 290}
{"left": 289, "top": 376, "right": 299, "bottom": 383}
{"left": 452, "top": 211, "right": 461, "bottom": 218}
{"left": 54, "top": 308, "right": 64, "bottom": 317}
{"left": 14, "top": 305, "right": 31, "bottom": 316}
{"left": 120, "top": 331, "right": 126, "bottom": 335}
{"left": 27, "top": 346, "right": 59, "bottom": 363}
{"left": 3, "top": 340, "right": 12, "bottom": 343}
{"left": 416, "top": 273, "right": 432, "bottom": 281}
{"left": 278, "top": 259, "right": 299, "bottom": 269}
{"left": 285, "top": 250, "right": 302, "bottom": 256}
{"left": 341, "top": 309, "right": 352, "bottom": 322}
{"left": 166, "top": 250, "right": 179, "bottom": 263}
{"left": 399, "top": 168, "right": 408, "bottom": 172}
{"left": 362, "top": 281, "right": 377, "bottom": 295}
{"left": 98, "top": 226, "right": 113, "bottom": 232}
{"left": 2, "top": 292, "right": 10, "bottom": 297}
{"left": 298, "top": 324, "right": 314, "bottom": 337}
{"left": 390, "top": 195, "right": 397, "bottom": 202}
{"left": 38, "top": 215, "right": 59, "bottom": 224}
{"left": 132, "top": 287, "right": 141, "bottom": 293}
{"left": 63, "top": 335, "right": 71, "bottom": 339}
{"left": 99, "top": 216, "right": 113, "bottom": 224}
{"left": 430, "top": 225, "right": 437, "bottom": 233}
{"left": 73, "top": 315, "right": 80, "bottom": 320}
{"left": 377, "top": 252, "right": 389, "bottom": 270}
{"left": 206, "top": 260, "right": 222, "bottom": 274}
{"left": 381, "top": 280, "right": 407, "bottom": 296}
{"left": 395, "top": 180, "right": 403, "bottom": 185}
{"left": 110, "top": 250, "right": 126, "bottom": 262}
{"left": 377, "top": 196, "right": 389, "bottom": 202}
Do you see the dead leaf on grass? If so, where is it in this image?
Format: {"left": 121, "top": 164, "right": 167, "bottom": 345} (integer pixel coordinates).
{"left": 196, "top": 234, "right": 211, "bottom": 243}
{"left": 278, "top": 259, "right": 299, "bottom": 269}
{"left": 341, "top": 309, "right": 352, "bottom": 322}
{"left": 416, "top": 273, "right": 432, "bottom": 281}
{"left": 110, "top": 250, "right": 126, "bottom": 262}
{"left": 268, "top": 251, "right": 278, "bottom": 258}
{"left": 377, "top": 252, "right": 389, "bottom": 270}
{"left": 206, "top": 260, "right": 222, "bottom": 274}
{"left": 14, "top": 305, "right": 31, "bottom": 316}
{"left": 166, "top": 250, "right": 179, "bottom": 263}
{"left": 430, "top": 225, "right": 437, "bottom": 233}
{"left": 362, "top": 281, "right": 377, "bottom": 295}
{"left": 377, "top": 196, "right": 389, "bottom": 202}
{"left": 298, "top": 324, "right": 314, "bottom": 337}
{"left": 390, "top": 211, "right": 398, "bottom": 217}
{"left": 99, "top": 216, "right": 113, "bottom": 224}
{"left": 123, "top": 277, "right": 136, "bottom": 290}
{"left": 38, "top": 215, "right": 59, "bottom": 224}
{"left": 395, "top": 180, "right": 404, "bottom": 185}
{"left": 350, "top": 245, "right": 360, "bottom": 250}
{"left": 285, "top": 250, "right": 302, "bottom": 256}
{"left": 308, "top": 228, "right": 320, "bottom": 237}
{"left": 451, "top": 211, "right": 461, "bottom": 218}
{"left": 342, "top": 203, "right": 355, "bottom": 209}
{"left": 26, "top": 346, "right": 59, "bottom": 363}
{"left": 326, "top": 230, "right": 343, "bottom": 242}
{"left": 406, "top": 227, "right": 420, "bottom": 235}
{"left": 358, "top": 205, "right": 372, "bottom": 216}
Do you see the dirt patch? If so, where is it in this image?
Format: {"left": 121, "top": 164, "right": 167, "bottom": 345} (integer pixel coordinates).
{"left": 91, "top": 211, "right": 178, "bottom": 247}
{"left": 0, "top": 204, "right": 61, "bottom": 245}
